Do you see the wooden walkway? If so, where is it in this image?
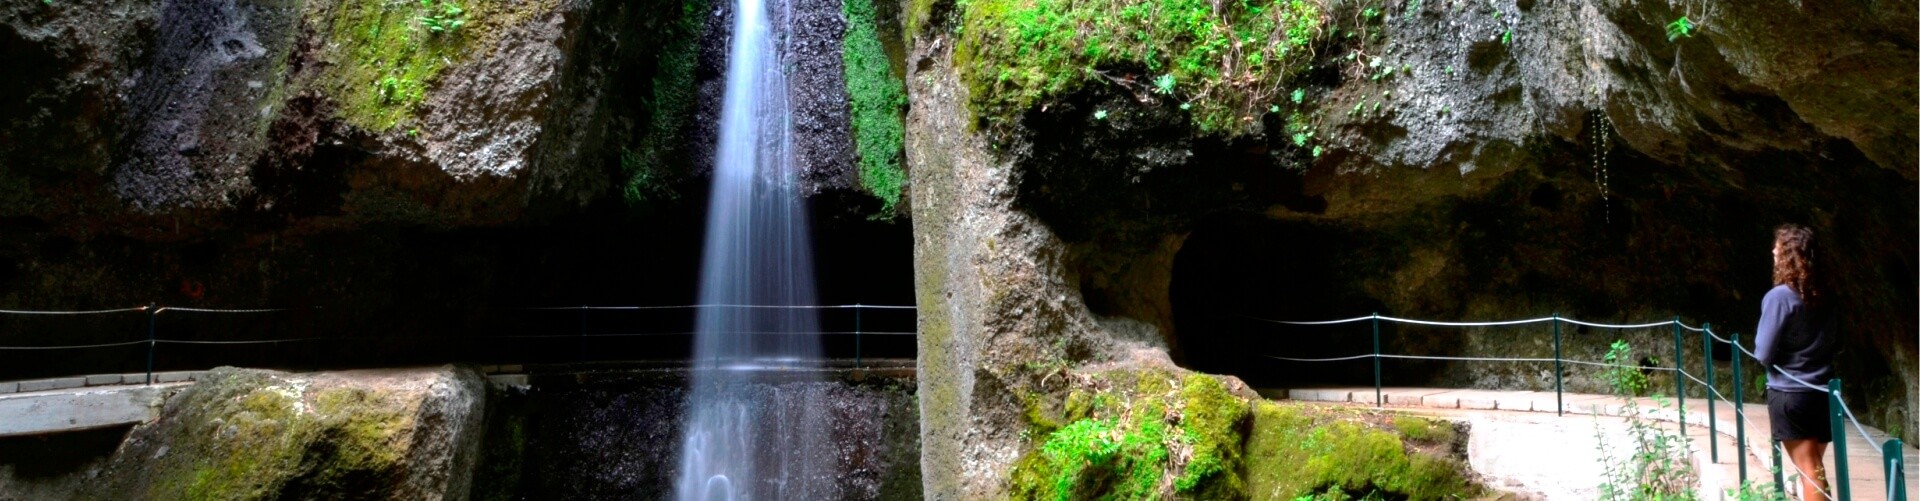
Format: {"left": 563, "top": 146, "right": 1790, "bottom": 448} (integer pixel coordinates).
{"left": 1272, "top": 387, "right": 1916, "bottom": 501}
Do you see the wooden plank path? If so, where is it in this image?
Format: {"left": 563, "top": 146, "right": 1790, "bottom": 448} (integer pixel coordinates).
{"left": 1273, "top": 387, "right": 1917, "bottom": 501}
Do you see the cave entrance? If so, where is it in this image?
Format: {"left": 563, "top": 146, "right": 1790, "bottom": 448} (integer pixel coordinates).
{"left": 1168, "top": 214, "right": 1386, "bottom": 389}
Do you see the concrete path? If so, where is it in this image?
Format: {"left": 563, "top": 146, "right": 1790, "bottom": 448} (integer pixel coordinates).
{"left": 0, "top": 382, "right": 189, "bottom": 437}
{"left": 1276, "top": 387, "right": 1917, "bottom": 501}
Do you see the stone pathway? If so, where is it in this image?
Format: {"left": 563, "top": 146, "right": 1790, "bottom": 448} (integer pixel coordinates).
{"left": 1272, "top": 387, "right": 1917, "bottom": 501}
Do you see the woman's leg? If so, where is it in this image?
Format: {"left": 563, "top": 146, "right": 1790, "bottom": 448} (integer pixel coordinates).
{"left": 1783, "top": 438, "right": 1830, "bottom": 500}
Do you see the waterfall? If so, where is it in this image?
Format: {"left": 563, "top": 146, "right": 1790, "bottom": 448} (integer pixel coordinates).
{"left": 674, "top": 0, "right": 834, "bottom": 498}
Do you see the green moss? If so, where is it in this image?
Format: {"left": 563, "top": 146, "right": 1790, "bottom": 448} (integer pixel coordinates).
{"left": 1173, "top": 373, "right": 1248, "bottom": 495}
{"left": 1009, "top": 370, "right": 1250, "bottom": 500}
{"left": 138, "top": 370, "right": 426, "bottom": 499}
{"left": 321, "top": 0, "right": 468, "bottom": 131}
{"left": 1389, "top": 415, "right": 1454, "bottom": 445}
{"left": 179, "top": 387, "right": 306, "bottom": 499}
{"left": 954, "top": 0, "right": 1325, "bottom": 135}
{"left": 314, "top": 388, "right": 408, "bottom": 469}
{"left": 625, "top": 0, "right": 709, "bottom": 205}
{"left": 1245, "top": 402, "right": 1474, "bottom": 500}
{"left": 844, "top": 0, "right": 910, "bottom": 215}
{"left": 317, "top": 0, "right": 556, "bottom": 132}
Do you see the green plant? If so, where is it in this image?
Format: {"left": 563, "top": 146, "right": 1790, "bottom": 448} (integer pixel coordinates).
{"left": 376, "top": 76, "right": 411, "bottom": 104}
{"left": 1153, "top": 73, "right": 1177, "bottom": 95}
{"left": 842, "top": 0, "right": 908, "bottom": 216}
{"left": 1595, "top": 341, "right": 1698, "bottom": 500}
{"left": 1724, "top": 481, "right": 1787, "bottom": 501}
{"left": 1094, "top": 109, "right": 1109, "bottom": 120}
{"left": 418, "top": 0, "right": 467, "bottom": 34}
{"left": 1602, "top": 340, "right": 1649, "bottom": 397}
{"left": 1665, "top": 17, "right": 1694, "bottom": 42}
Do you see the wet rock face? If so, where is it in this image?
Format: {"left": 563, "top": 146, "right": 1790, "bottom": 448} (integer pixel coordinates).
{"left": 785, "top": 0, "right": 860, "bottom": 194}
{"left": 114, "top": 0, "right": 298, "bottom": 210}
{"left": 475, "top": 372, "right": 922, "bottom": 500}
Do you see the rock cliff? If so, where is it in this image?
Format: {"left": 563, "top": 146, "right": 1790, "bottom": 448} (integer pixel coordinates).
{"left": 907, "top": 0, "right": 1916, "bottom": 496}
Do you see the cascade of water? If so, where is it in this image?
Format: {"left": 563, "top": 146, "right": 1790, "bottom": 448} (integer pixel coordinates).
{"left": 674, "top": 0, "right": 831, "bottom": 497}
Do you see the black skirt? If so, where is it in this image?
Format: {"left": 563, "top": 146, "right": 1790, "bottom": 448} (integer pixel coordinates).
{"left": 1768, "top": 389, "right": 1833, "bottom": 443}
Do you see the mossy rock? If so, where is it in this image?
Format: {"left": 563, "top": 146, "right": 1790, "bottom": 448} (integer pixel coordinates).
{"left": 1245, "top": 403, "right": 1476, "bottom": 500}
{"left": 85, "top": 366, "right": 487, "bottom": 500}
{"left": 309, "top": 0, "right": 562, "bottom": 132}
{"left": 1008, "top": 366, "right": 1477, "bottom": 500}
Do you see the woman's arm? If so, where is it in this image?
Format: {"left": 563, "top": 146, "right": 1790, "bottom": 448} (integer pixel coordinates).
{"left": 1753, "top": 288, "right": 1792, "bottom": 365}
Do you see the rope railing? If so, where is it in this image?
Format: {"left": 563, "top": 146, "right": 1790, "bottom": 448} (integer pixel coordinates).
{"left": 0, "top": 306, "right": 149, "bottom": 315}
{"left": 1254, "top": 311, "right": 1908, "bottom": 500}
{"left": 0, "top": 303, "right": 922, "bottom": 385}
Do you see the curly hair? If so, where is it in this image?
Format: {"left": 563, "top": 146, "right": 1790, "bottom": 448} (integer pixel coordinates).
{"left": 1772, "top": 223, "right": 1821, "bottom": 307}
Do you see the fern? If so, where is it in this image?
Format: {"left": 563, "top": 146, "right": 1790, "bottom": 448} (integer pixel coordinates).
{"left": 419, "top": 0, "right": 467, "bottom": 35}
{"left": 1665, "top": 17, "right": 1694, "bottom": 42}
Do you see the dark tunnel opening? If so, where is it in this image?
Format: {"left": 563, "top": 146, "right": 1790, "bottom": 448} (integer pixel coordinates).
{"left": 1169, "top": 214, "right": 1460, "bottom": 390}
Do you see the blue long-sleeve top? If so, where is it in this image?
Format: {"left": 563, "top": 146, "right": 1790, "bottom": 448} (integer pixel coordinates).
{"left": 1753, "top": 284, "right": 1837, "bottom": 392}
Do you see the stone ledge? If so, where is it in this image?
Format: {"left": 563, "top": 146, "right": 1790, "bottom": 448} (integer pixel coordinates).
{"left": 17, "top": 377, "right": 85, "bottom": 393}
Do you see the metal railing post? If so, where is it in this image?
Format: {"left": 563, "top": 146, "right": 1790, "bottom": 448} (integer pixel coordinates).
{"left": 1733, "top": 332, "right": 1747, "bottom": 484}
{"left": 1672, "top": 316, "right": 1685, "bottom": 432}
{"left": 1372, "top": 313, "right": 1381, "bottom": 407}
{"left": 854, "top": 305, "right": 863, "bottom": 370}
{"left": 145, "top": 303, "right": 157, "bottom": 385}
{"left": 1830, "top": 378, "right": 1851, "bottom": 501}
{"left": 1773, "top": 439, "right": 1786, "bottom": 499}
{"left": 1552, "top": 313, "right": 1562, "bottom": 416}
{"left": 1885, "top": 438, "right": 1906, "bottom": 501}
{"left": 1705, "top": 322, "right": 1718, "bottom": 463}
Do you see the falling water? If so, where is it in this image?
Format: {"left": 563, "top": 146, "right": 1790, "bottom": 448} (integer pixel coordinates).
{"left": 674, "top": 0, "right": 834, "bottom": 498}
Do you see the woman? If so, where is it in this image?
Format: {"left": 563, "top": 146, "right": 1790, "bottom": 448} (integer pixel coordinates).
{"left": 1754, "top": 223, "right": 1839, "bottom": 500}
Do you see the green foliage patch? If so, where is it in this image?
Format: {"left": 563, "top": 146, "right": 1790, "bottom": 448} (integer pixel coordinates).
{"left": 955, "top": 0, "right": 1326, "bottom": 135}
{"left": 844, "top": 0, "right": 909, "bottom": 215}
